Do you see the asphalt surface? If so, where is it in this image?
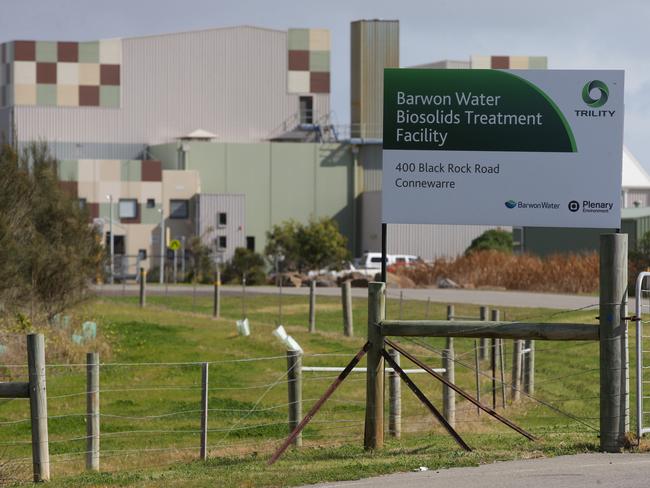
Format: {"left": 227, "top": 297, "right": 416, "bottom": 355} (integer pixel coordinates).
{"left": 300, "top": 453, "right": 650, "bottom": 488}
{"left": 93, "top": 284, "right": 604, "bottom": 311}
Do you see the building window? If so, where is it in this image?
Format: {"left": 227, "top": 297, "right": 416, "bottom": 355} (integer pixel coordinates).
{"left": 218, "top": 236, "right": 227, "bottom": 249}
{"left": 246, "top": 236, "right": 255, "bottom": 252}
{"left": 170, "top": 199, "right": 189, "bottom": 219}
{"left": 218, "top": 212, "right": 227, "bottom": 227}
{"left": 299, "top": 96, "right": 313, "bottom": 124}
{"left": 119, "top": 199, "right": 137, "bottom": 219}
{"left": 78, "top": 198, "right": 87, "bottom": 210}
{"left": 146, "top": 198, "right": 156, "bottom": 208}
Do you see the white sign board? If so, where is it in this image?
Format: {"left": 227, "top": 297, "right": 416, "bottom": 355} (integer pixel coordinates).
{"left": 382, "top": 69, "right": 624, "bottom": 228}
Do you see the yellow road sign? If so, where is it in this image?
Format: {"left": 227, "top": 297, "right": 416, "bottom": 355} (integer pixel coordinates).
{"left": 169, "top": 239, "right": 181, "bottom": 251}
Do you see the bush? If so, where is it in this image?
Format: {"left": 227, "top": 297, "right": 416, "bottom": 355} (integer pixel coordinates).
{"left": 394, "top": 250, "right": 599, "bottom": 294}
{"left": 265, "top": 217, "right": 350, "bottom": 272}
{"left": 222, "top": 248, "right": 266, "bottom": 285}
{"left": 466, "top": 229, "right": 513, "bottom": 255}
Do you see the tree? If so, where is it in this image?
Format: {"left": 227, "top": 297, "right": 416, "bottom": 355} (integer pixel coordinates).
{"left": 265, "top": 217, "right": 350, "bottom": 273}
{"left": 264, "top": 220, "right": 301, "bottom": 272}
{"left": 465, "top": 229, "right": 513, "bottom": 255}
{"left": 0, "top": 142, "right": 104, "bottom": 321}
{"left": 222, "top": 248, "right": 266, "bottom": 285}
{"left": 184, "top": 235, "right": 215, "bottom": 284}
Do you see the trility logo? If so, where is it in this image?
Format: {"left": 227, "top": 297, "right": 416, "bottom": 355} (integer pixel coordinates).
{"left": 505, "top": 200, "right": 517, "bottom": 209}
{"left": 568, "top": 200, "right": 580, "bottom": 212}
{"left": 575, "top": 80, "right": 615, "bottom": 118}
{"left": 582, "top": 80, "right": 609, "bottom": 108}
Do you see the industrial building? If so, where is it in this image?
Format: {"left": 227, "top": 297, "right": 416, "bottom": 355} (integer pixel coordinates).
{"left": 0, "top": 20, "right": 643, "bottom": 276}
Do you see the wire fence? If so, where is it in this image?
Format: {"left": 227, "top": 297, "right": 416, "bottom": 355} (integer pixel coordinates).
{"left": 0, "top": 290, "right": 620, "bottom": 482}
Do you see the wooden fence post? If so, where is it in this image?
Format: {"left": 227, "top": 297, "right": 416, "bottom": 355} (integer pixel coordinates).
{"left": 599, "top": 233, "right": 628, "bottom": 452}
{"left": 139, "top": 267, "right": 146, "bottom": 308}
{"left": 200, "top": 363, "right": 209, "bottom": 460}
{"left": 342, "top": 280, "right": 353, "bottom": 337}
{"left": 213, "top": 270, "right": 221, "bottom": 319}
{"left": 27, "top": 333, "right": 49, "bottom": 482}
{"left": 364, "top": 282, "right": 385, "bottom": 450}
{"left": 388, "top": 349, "right": 401, "bottom": 438}
{"left": 511, "top": 340, "right": 522, "bottom": 402}
{"left": 287, "top": 350, "right": 303, "bottom": 447}
{"left": 86, "top": 352, "right": 100, "bottom": 471}
{"left": 309, "top": 280, "right": 316, "bottom": 333}
{"left": 479, "top": 306, "right": 489, "bottom": 360}
{"left": 442, "top": 338, "right": 455, "bottom": 427}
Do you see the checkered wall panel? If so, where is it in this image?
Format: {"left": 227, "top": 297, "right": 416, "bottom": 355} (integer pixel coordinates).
{"left": 0, "top": 39, "right": 122, "bottom": 108}
{"left": 287, "top": 28, "right": 330, "bottom": 94}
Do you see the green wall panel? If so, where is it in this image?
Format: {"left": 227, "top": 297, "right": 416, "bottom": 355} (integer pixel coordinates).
{"left": 120, "top": 160, "right": 141, "bottom": 182}
{"left": 58, "top": 160, "right": 78, "bottom": 182}
{"left": 148, "top": 143, "right": 180, "bottom": 170}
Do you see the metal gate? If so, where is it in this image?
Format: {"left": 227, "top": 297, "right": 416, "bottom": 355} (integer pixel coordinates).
{"left": 635, "top": 271, "right": 650, "bottom": 438}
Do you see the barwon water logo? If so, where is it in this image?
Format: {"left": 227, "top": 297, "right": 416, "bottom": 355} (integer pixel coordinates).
{"left": 505, "top": 200, "right": 517, "bottom": 209}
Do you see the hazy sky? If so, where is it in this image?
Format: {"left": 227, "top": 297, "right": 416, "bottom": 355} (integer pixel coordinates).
{"left": 2, "top": 0, "right": 648, "bottom": 168}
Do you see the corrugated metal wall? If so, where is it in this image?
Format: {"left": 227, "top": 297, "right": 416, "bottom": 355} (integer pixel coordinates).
{"left": 350, "top": 20, "right": 399, "bottom": 138}
{"left": 13, "top": 26, "right": 329, "bottom": 159}
{"left": 195, "top": 193, "right": 246, "bottom": 262}
{"left": 361, "top": 191, "right": 512, "bottom": 260}
{"left": 626, "top": 190, "right": 650, "bottom": 208}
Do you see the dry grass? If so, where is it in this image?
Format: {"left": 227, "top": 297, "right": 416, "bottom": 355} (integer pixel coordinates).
{"left": 395, "top": 251, "right": 599, "bottom": 294}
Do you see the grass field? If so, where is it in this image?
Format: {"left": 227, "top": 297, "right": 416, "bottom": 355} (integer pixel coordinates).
{"left": 0, "top": 290, "right": 640, "bottom": 487}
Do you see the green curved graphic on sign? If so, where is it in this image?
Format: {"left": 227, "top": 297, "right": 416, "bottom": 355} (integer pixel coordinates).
{"left": 582, "top": 80, "right": 609, "bottom": 108}
{"left": 383, "top": 69, "right": 577, "bottom": 152}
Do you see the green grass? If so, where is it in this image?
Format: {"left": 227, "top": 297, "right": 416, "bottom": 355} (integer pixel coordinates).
{"left": 0, "top": 291, "right": 639, "bottom": 487}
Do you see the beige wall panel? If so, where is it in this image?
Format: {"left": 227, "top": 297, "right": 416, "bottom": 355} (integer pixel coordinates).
{"left": 100, "top": 159, "right": 121, "bottom": 181}
{"left": 140, "top": 182, "right": 163, "bottom": 203}
{"left": 77, "top": 159, "right": 101, "bottom": 182}
{"left": 98, "top": 181, "right": 122, "bottom": 201}
{"left": 470, "top": 55, "right": 491, "bottom": 68}
{"left": 77, "top": 181, "right": 96, "bottom": 201}
{"left": 509, "top": 56, "right": 530, "bottom": 69}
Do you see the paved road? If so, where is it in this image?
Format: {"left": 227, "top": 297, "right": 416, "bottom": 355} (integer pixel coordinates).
{"left": 300, "top": 453, "right": 650, "bottom": 488}
{"left": 94, "top": 284, "right": 605, "bottom": 311}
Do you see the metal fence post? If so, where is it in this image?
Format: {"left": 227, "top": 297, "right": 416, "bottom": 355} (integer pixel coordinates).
{"left": 364, "top": 282, "right": 385, "bottom": 450}
{"left": 447, "top": 304, "right": 454, "bottom": 321}
{"left": 213, "top": 271, "right": 221, "bottom": 319}
{"left": 388, "top": 349, "right": 401, "bottom": 438}
{"left": 86, "top": 352, "right": 100, "bottom": 471}
{"left": 27, "top": 333, "right": 49, "bottom": 482}
{"left": 490, "top": 309, "right": 499, "bottom": 409}
{"left": 309, "top": 280, "right": 316, "bottom": 333}
{"left": 342, "top": 280, "right": 353, "bottom": 337}
{"left": 599, "top": 233, "right": 628, "bottom": 452}
{"left": 523, "top": 340, "right": 535, "bottom": 395}
{"left": 139, "top": 267, "right": 146, "bottom": 308}
{"left": 200, "top": 363, "right": 209, "bottom": 460}
{"left": 511, "top": 339, "right": 522, "bottom": 402}
{"left": 479, "top": 306, "right": 489, "bottom": 360}
{"left": 442, "top": 338, "right": 455, "bottom": 427}
{"left": 287, "top": 350, "right": 303, "bottom": 447}
{"left": 474, "top": 339, "right": 481, "bottom": 415}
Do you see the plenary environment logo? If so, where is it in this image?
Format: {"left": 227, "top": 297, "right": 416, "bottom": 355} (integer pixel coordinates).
{"left": 582, "top": 80, "right": 609, "bottom": 108}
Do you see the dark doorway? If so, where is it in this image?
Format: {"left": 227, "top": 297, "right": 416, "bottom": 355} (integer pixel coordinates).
{"left": 299, "top": 96, "right": 313, "bottom": 124}
{"left": 246, "top": 236, "right": 255, "bottom": 252}
{"left": 105, "top": 233, "right": 126, "bottom": 255}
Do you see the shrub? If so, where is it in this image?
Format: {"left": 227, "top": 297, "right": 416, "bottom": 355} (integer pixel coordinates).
{"left": 222, "top": 248, "right": 266, "bottom": 285}
{"left": 466, "top": 229, "right": 513, "bottom": 255}
{"left": 265, "top": 217, "right": 350, "bottom": 272}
